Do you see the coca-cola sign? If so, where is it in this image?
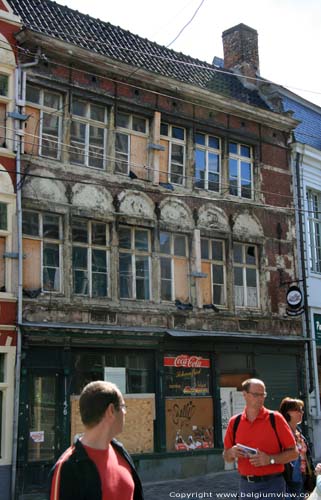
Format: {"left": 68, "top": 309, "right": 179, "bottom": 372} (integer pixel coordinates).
{"left": 164, "top": 355, "right": 210, "bottom": 369}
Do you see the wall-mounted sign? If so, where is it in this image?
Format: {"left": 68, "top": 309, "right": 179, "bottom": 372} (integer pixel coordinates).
{"left": 164, "top": 354, "right": 211, "bottom": 397}
{"left": 314, "top": 314, "right": 321, "bottom": 346}
{"left": 286, "top": 285, "right": 304, "bottom": 317}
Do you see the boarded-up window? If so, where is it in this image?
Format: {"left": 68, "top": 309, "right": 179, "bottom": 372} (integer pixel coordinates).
{"left": 130, "top": 135, "right": 148, "bottom": 179}
{"left": 25, "top": 85, "right": 62, "bottom": 159}
{"left": 23, "top": 238, "right": 41, "bottom": 289}
{"left": 160, "top": 232, "right": 189, "bottom": 302}
{"left": 115, "top": 112, "right": 148, "bottom": 180}
{"left": 0, "top": 103, "right": 6, "bottom": 148}
{"left": 24, "top": 106, "right": 40, "bottom": 155}
{"left": 0, "top": 237, "right": 5, "bottom": 291}
{"left": 22, "top": 211, "right": 63, "bottom": 293}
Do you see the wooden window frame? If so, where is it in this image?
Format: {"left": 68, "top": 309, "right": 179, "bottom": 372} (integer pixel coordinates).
{"left": 159, "top": 232, "right": 189, "bottom": 302}
{"left": 70, "top": 99, "right": 108, "bottom": 170}
{"left": 72, "top": 219, "right": 110, "bottom": 298}
{"left": 195, "top": 133, "right": 221, "bottom": 192}
{"left": 228, "top": 142, "right": 253, "bottom": 199}
{"left": 201, "top": 238, "right": 226, "bottom": 307}
{"left": 22, "top": 211, "right": 63, "bottom": 293}
{"left": 233, "top": 243, "right": 259, "bottom": 308}
{"left": 160, "top": 123, "right": 186, "bottom": 186}
{"left": 118, "top": 226, "right": 151, "bottom": 301}
{"left": 25, "top": 85, "right": 63, "bottom": 160}
{"left": 115, "top": 112, "right": 148, "bottom": 178}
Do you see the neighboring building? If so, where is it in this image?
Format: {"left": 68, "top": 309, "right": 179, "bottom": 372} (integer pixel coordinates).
{"left": 279, "top": 88, "right": 321, "bottom": 459}
{"left": 0, "top": 2, "right": 20, "bottom": 499}
{"left": 1, "top": 2, "right": 304, "bottom": 497}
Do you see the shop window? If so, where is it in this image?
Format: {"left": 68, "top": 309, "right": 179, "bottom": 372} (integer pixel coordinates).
{"left": 229, "top": 142, "right": 253, "bottom": 199}
{"left": 25, "top": 84, "right": 62, "bottom": 159}
{"left": 200, "top": 238, "right": 226, "bottom": 306}
{"left": 159, "top": 232, "right": 189, "bottom": 302}
{"left": 71, "top": 350, "right": 155, "bottom": 394}
{"left": 119, "top": 226, "right": 151, "bottom": 300}
{"left": 307, "top": 189, "right": 321, "bottom": 273}
{"left": 22, "top": 211, "right": 62, "bottom": 293}
{"left": 28, "top": 374, "right": 57, "bottom": 462}
{"left": 160, "top": 123, "right": 185, "bottom": 185}
{"left": 115, "top": 112, "right": 148, "bottom": 179}
{"left": 194, "top": 133, "right": 220, "bottom": 191}
{"left": 163, "top": 353, "right": 214, "bottom": 452}
{"left": 233, "top": 243, "right": 259, "bottom": 307}
{"left": 70, "top": 99, "right": 108, "bottom": 169}
{"left": 72, "top": 219, "right": 110, "bottom": 297}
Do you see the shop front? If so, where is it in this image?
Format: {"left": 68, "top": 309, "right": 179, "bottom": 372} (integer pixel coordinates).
{"left": 15, "top": 324, "right": 305, "bottom": 497}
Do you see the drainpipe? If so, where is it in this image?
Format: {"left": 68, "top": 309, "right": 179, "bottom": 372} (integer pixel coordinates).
{"left": 294, "top": 151, "right": 320, "bottom": 417}
{"left": 11, "top": 52, "right": 40, "bottom": 500}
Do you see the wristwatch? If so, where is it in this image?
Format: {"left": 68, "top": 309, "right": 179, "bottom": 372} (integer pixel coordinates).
{"left": 269, "top": 457, "right": 275, "bottom": 465}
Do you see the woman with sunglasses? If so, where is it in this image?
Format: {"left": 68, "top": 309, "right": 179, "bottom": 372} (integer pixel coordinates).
{"left": 279, "top": 397, "right": 314, "bottom": 497}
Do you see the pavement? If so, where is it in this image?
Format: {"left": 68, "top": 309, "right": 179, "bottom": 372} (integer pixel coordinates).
{"left": 143, "top": 470, "right": 239, "bottom": 500}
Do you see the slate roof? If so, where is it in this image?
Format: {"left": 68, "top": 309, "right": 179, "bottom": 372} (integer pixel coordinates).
{"left": 8, "top": 0, "right": 270, "bottom": 110}
{"left": 283, "top": 95, "right": 321, "bottom": 151}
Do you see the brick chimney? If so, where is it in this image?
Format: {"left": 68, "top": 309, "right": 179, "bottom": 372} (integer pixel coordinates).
{"left": 222, "top": 24, "right": 259, "bottom": 80}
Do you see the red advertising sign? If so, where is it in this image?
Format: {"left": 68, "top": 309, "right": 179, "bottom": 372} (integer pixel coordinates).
{"left": 163, "top": 354, "right": 210, "bottom": 369}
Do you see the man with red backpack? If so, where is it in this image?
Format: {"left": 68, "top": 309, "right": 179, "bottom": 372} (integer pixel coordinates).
{"left": 223, "top": 378, "right": 298, "bottom": 498}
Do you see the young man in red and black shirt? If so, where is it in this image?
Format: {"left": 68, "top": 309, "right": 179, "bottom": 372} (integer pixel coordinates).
{"left": 49, "top": 380, "right": 143, "bottom": 500}
{"left": 224, "top": 378, "right": 298, "bottom": 499}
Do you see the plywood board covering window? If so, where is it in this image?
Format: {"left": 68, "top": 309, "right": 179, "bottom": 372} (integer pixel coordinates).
{"left": 159, "top": 139, "right": 169, "bottom": 183}
{"left": 130, "top": 135, "right": 148, "bottom": 180}
{"left": 23, "top": 238, "right": 41, "bottom": 289}
{"left": 24, "top": 106, "right": 40, "bottom": 155}
{"left": 201, "top": 261, "right": 212, "bottom": 304}
{"left": 174, "top": 258, "right": 189, "bottom": 302}
{"left": 0, "top": 237, "right": 5, "bottom": 290}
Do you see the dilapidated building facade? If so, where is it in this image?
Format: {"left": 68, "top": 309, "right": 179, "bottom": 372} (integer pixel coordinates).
{"left": 0, "top": 1, "right": 306, "bottom": 497}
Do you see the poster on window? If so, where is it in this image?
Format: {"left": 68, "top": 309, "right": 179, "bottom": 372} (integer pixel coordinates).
{"left": 163, "top": 354, "right": 211, "bottom": 397}
{"left": 165, "top": 397, "right": 214, "bottom": 451}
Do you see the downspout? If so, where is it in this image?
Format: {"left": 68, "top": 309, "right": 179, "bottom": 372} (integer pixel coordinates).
{"left": 294, "top": 150, "right": 320, "bottom": 414}
{"left": 11, "top": 52, "right": 40, "bottom": 500}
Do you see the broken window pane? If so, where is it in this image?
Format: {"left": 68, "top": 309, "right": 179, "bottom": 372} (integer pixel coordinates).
{"left": 132, "top": 116, "right": 146, "bottom": 133}
{"left": 73, "top": 246, "right": 88, "bottom": 295}
{"left": 44, "top": 91, "right": 60, "bottom": 110}
{"left": 92, "top": 249, "right": 107, "bottom": 297}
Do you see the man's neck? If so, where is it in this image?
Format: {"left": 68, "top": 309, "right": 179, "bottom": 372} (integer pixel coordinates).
{"left": 81, "top": 425, "right": 114, "bottom": 450}
{"left": 245, "top": 406, "right": 261, "bottom": 422}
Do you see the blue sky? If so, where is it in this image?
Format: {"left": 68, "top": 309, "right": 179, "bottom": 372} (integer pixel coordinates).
{"left": 55, "top": 0, "right": 321, "bottom": 107}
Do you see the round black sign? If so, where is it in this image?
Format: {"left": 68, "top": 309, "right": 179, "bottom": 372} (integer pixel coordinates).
{"left": 286, "top": 285, "right": 303, "bottom": 309}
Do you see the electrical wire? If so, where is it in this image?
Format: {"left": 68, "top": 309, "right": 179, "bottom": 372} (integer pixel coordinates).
{"left": 1, "top": 33, "right": 321, "bottom": 101}
{"left": 166, "top": 0, "right": 206, "bottom": 48}
{"left": 0, "top": 125, "right": 302, "bottom": 202}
